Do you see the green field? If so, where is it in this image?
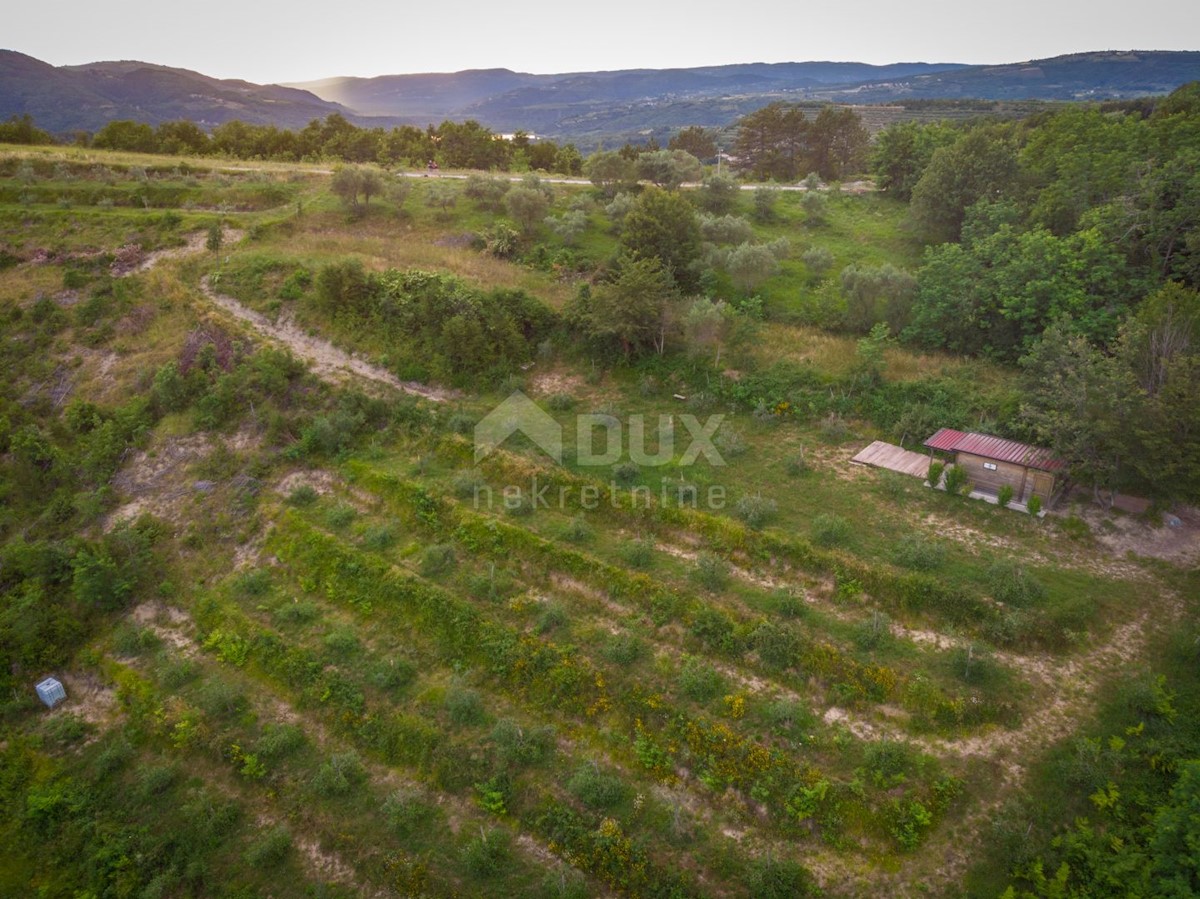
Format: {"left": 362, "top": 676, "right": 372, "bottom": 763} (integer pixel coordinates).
{"left": 0, "top": 144, "right": 1195, "bottom": 898}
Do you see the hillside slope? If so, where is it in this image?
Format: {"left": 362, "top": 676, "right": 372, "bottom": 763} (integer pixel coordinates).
{"left": 0, "top": 50, "right": 352, "bottom": 132}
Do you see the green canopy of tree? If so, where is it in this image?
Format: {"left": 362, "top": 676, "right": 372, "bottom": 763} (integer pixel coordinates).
{"left": 620, "top": 188, "right": 702, "bottom": 292}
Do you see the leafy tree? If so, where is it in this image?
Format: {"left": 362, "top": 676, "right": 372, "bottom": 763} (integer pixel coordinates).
{"left": 840, "top": 263, "right": 917, "bottom": 333}
{"left": 1020, "top": 322, "right": 1133, "bottom": 503}
{"left": 93, "top": 120, "right": 157, "bottom": 153}
{"left": 907, "top": 206, "right": 1136, "bottom": 359}
{"left": 1020, "top": 106, "right": 1146, "bottom": 234}
{"left": 583, "top": 150, "right": 637, "bottom": 198}
{"left": 910, "top": 124, "right": 1022, "bottom": 242}
{"left": 636, "top": 149, "right": 703, "bottom": 190}
{"left": 801, "top": 245, "right": 834, "bottom": 279}
{"left": 699, "top": 214, "right": 754, "bottom": 246}
{"left": 0, "top": 113, "right": 53, "bottom": 145}
{"left": 800, "top": 190, "right": 827, "bottom": 224}
{"left": 734, "top": 102, "right": 809, "bottom": 181}
{"left": 871, "top": 121, "right": 959, "bottom": 201}
{"left": 669, "top": 126, "right": 718, "bottom": 161}
{"left": 726, "top": 242, "right": 783, "bottom": 293}
{"left": 808, "top": 106, "right": 870, "bottom": 180}
{"left": 505, "top": 186, "right": 551, "bottom": 237}
{"left": 567, "top": 256, "right": 679, "bottom": 358}
{"left": 464, "top": 173, "right": 511, "bottom": 211}
{"left": 752, "top": 187, "right": 779, "bottom": 223}
{"left": 683, "top": 297, "right": 737, "bottom": 364}
{"left": 545, "top": 210, "right": 588, "bottom": 246}
{"left": 620, "top": 188, "right": 702, "bottom": 291}
{"left": 696, "top": 173, "right": 740, "bottom": 214}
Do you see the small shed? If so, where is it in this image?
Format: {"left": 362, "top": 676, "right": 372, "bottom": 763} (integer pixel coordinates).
{"left": 924, "top": 429, "right": 1064, "bottom": 505}
{"left": 36, "top": 677, "right": 67, "bottom": 709}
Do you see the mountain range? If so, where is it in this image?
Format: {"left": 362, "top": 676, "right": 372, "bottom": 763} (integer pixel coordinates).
{"left": 2, "top": 49, "right": 1198, "bottom": 145}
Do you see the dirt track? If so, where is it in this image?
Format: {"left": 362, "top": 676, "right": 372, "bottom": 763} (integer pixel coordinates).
{"left": 199, "top": 275, "right": 455, "bottom": 402}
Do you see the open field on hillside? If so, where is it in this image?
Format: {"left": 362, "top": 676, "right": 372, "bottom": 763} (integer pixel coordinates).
{"left": 1, "top": 144, "right": 1196, "bottom": 899}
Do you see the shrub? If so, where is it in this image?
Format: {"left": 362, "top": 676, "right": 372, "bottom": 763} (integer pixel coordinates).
{"left": 747, "top": 857, "right": 817, "bottom": 898}
{"left": 602, "top": 633, "right": 646, "bottom": 665}
{"left": 446, "top": 411, "right": 477, "bottom": 435}
{"left": 892, "top": 535, "right": 946, "bottom": 571}
{"left": 546, "top": 393, "right": 575, "bottom": 412}
{"left": 244, "top": 826, "right": 292, "bottom": 867}
{"left": 452, "top": 469, "right": 486, "bottom": 499}
{"left": 997, "top": 484, "right": 1014, "bottom": 508}
{"left": 368, "top": 657, "right": 417, "bottom": 693}
{"left": 446, "top": 686, "right": 487, "bottom": 726}
{"left": 612, "top": 461, "right": 640, "bottom": 485}
{"left": 811, "top": 513, "right": 851, "bottom": 547}
{"left": 536, "top": 603, "right": 568, "bottom": 634}
{"left": 325, "top": 503, "right": 357, "bottom": 528}
{"left": 714, "top": 424, "right": 748, "bottom": 458}
{"left": 986, "top": 560, "right": 1046, "bottom": 607}
{"left": 762, "top": 699, "right": 817, "bottom": 739}
{"left": 853, "top": 611, "right": 894, "bottom": 651}
{"left": 735, "top": 494, "right": 778, "bottom": 529}
{"left": 567, "top": 763, "right": 629, "bottom": 811}
{"left": 1027, "top": 495, "right": 1043, "bottom": 516}
{"left": 255, "top": 723, "right": 305, "bottom": 759}
{"left": 619, "top": 539, "right": 654, "bottom": 569}
{"left": 323, "top": 628, "right": 360, "bottom": 658}
{"left": 926, "top": 460, "right": 944, "bottom": 487}
{"left": 678, "top": 655, "right": 724, "bottom": 702}
{"left": 196, "top": 679, "right": 247, "bottom": 720}
{"left": 562, "top": 516, "right": 592, "bottom": 543}
{"left": 770, "top": 587, "right": 807, "bottom": 618}
{"left": 819, "top": 413, "right": 848, "bottom": 443}
{"left": 691, "top": 552, "right": 730, "bottom": 591}
{"left": 283, "top": 484, "right": 316, "bottom": 504}
{"left": 943, "top": 465, "right": 969, "bottom": 496}
{"left": 112, "top": 623, "right": 162, "bottom": 656}
{"left": 361, "top": 523, "right": 397, "bottom": 550}
{"left": 752, "top": 620, "right": 800, "bottom": 670}
{"left": 274, "top": 599, "right": 320, "bottom": 624}
{"left": 491, "top": 719, "right": 556, "bottom": 767}
{"left": 382, "top": 788, "right": 435, "bottom": 837}
{"left": 311, "top": 752, "right": 365, "bottom": 797}
{"left": 419, "top": 543, "right": 457, "bottom": 577}
{"left": 461, "top": 830, "right": 512, "bottom": 878}
{"left": 785, "top": 450, "right": 809, "bottom": 476}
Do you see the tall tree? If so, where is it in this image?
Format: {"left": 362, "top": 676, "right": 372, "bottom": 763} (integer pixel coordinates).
{"left": 669, "top": 126, "right": 718, "bottom": 161}
{"left": 808, "top": 106, "right": 870, "bottom": 180}
{"left": 620, "top": 188, "right": 702, "bottom": 292}
{"left": 909, "top": 124, "right": 1022, "bottom": 243}
{"left": 734, "top": 102, "right": 809, "bottom": 181}
{"left": 568, "top": 256, "right": 679, "bottom": 358}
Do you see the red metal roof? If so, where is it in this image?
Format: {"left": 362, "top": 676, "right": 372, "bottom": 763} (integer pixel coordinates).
{"left": 923, "top": 428, "right": 1064, "bottom": 472}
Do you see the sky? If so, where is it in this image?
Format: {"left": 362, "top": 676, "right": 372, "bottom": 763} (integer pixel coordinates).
{"left": 6, "top": 0, "right": 1198, "bottom": 83}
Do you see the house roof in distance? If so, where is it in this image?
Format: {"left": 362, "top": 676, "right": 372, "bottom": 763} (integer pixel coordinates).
{"left": 923, "top": 428, "right": 1064, "bottom": 472}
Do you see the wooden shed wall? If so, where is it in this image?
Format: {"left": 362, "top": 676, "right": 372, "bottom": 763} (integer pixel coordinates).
{"left": 954, "top": 452, "right": 1056, "bottom": 502}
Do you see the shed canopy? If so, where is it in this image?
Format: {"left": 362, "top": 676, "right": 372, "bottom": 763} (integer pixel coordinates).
{"left": 923, "top": 428, "right": 1064, "bottom": 473}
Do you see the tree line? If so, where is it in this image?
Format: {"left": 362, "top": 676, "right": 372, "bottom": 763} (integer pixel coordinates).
{"left": 866, "top": 82, "right": 1200, "bottom": 505}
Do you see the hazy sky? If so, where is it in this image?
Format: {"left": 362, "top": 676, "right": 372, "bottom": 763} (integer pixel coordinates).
{"left": 6, "top": 0, "right": 1198, "bottom": 83}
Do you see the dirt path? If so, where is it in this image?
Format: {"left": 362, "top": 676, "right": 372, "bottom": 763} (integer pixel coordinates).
{"left": 197, "top": 275, "right": 455, "bottom": 402}
{"left": 114, "top": 225, "right": 454, "bottom": 403}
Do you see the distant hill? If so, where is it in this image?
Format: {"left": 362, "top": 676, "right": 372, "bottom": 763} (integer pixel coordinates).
{"left": 0, "top": 50, "right": 354, "bottom": 132}
{"left": 812, "top": 50, "right": 1200, "bottom": 102}
{"left": 285, "top": 61, "right": 970, "bottom": 127}
{"left": 2, "top": 49, "right": 1197, "bottom": 145}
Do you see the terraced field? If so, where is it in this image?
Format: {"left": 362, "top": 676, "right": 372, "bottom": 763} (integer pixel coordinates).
{"left": 1, "top": 145, "right": 1195, "bottom": 898}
